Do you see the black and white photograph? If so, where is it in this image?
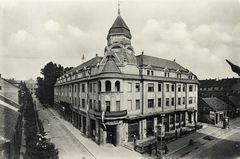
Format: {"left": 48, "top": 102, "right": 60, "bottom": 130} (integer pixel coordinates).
{"left": 1, "top": 0, "right": 240, "bottom": 159}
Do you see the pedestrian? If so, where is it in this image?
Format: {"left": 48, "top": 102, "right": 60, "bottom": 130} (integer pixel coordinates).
{"left": 189, "top": 139, "right": 194, "bottom": 146}
{"left": 148, "top": 144, "right": 152, "bottom": 156}
{"left": 165, "top": 144, "right": 168, "bottom": 154}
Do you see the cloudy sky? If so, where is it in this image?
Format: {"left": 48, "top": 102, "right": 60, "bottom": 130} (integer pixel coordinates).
{"left": 1, "top": 0, "right": 240, "bottom": 80}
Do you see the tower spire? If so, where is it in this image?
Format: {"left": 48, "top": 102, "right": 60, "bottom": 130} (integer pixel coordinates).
{"left": 118, "top": 0, "right": 121, "bottom": 15}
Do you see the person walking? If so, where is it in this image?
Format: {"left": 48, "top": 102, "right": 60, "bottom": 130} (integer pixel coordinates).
{"left": 148, "top": 144, "right": 152, "bottom": 156}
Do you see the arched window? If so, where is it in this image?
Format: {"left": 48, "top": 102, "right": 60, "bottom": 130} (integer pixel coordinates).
{"left": 98, "top": 81, "right": 101, "bottom": 92}
{"left": 115, "top": 81, "right": 120, "bottom": 92}
{"left": 105, "top": 81, "right": 111, "bottom": 92}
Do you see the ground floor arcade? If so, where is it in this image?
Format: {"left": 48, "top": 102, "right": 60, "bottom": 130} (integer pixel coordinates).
{"left": 54, "top": 102, "right": 197, "bottom": 147}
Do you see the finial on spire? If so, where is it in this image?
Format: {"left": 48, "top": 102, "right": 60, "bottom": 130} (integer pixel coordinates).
{"left": 118, "top": 0, "right": 121, "bottom": 15}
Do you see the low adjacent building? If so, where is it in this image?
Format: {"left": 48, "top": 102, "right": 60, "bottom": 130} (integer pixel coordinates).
{"left": 198, "top": 97, "right": 234, "bottom": 124}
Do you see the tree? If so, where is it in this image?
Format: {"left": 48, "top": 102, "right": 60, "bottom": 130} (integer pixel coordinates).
{"left": 35, "top": 62, "right": 73, "bottom": 106}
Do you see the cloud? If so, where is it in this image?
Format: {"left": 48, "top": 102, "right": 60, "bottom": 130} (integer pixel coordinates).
{"left": 192, "top": 22, "right": 232, "bottom": 48}
{"left": 44, "top": 19, "right": 60, "bottom": 33}
{"left": 67, "top": 25, "right": 84, "bottom": 38}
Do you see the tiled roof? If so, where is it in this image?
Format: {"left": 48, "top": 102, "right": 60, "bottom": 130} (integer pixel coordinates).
{"left": 64, "top": 56, "right": 103, "bottom": 75}
{"left": 107, "top": 15, "right": 132, "bottom": 39}
{"left": 0, "top": 103, "right": 20, "bottom": 144}
{"left": 202, "top": 97, "right": 234, "bottom": 111}
{"left": 136, "top": 54, "right": 187, "bottom": 71}
{"left": 101, "top": 59, "right": 121, "bottom": 74}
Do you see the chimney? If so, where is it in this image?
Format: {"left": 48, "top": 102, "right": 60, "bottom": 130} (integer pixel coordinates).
{"left": 0, "top": 74, "right": 1, "bottom": 78}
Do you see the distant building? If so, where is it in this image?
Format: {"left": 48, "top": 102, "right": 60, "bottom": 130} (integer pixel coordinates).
{"left": 25, "top": 78, "right": 37, "bottom": 95}
{"left": 54, "top": 10, "right": 198, "bottom": 146}
{"left": 199, "top": 78, "right": 240, "bottom": 97}
{"left": 0, "top": 74, "right": 22, "bottom": 159}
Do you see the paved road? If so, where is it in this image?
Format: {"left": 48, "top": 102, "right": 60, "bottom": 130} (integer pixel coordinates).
{"left": 181, "top": 120, "right": 240, "bottom": 159}
{"left": 35, "top": 99, "right": 95, "bottom": 159}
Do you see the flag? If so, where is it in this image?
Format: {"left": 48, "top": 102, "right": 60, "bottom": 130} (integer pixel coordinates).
{"left": 226, "top": 59, "right": 240, "bottom": 76}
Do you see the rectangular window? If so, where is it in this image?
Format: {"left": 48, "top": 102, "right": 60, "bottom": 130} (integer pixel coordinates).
{"left": 171, "top": 84, "right": 175, "bottom": 92}
{"left": 128, "top": 100, "right": 132, "bottom": 110}
{"left": 171, "top": 98, "right": 174, "bottom": 106}
{"left": 158, "top": 98, "right": 161, "bottom": 107}
{"left": 148, "top": 99, "right": 154, "bottom": 108}
{"left": 148, "top": 83, "right": 154, "bottom": 92}
{"left": 82, "top": 99, "right": 85, "bottom": 108}
{"left": 69, "top": 86, "right": 71, "bottom": 93}
{"left": 90, "top": 99, "right": 92, "bottom": 109}
{"left": 189, "top": 85, "right": 193, "bottom": 92}
{"left": 189, "top": 97, "right": 193, "bottom": 104}
{"left": 136, "top": 100, "right": 140, "bottom": 109}
{"left": 89, "top": 83, "right": 92, "bottom": 92}
{"left": 93, "top": 83, "right": 96, "bottom": 92}
{"left": 147, "top": 70, "right": 150, "bottom": 75}
{"left": 183, "top": 97, "right": 185, "bottom": 105}
{"left": 75, "top": 85, "right": 77, "bottom": 92}
{"left": 106, "top": 101, "right": 110, "bottom": 112}
{"left": 166, "top": 84, "right": 169, "bottom": 92}
{"left": 183, "top": 85, "right": 185, "bottom": 92}
{"left": 178, "top": 85, "right": 181, "bottom": 92}
{"left": 158, "top": 83, "right": 162, "bottom": 92}
{"left": 178, "top": 97, "right": 181, "bottom": 105}
{"left": 78, "top": 84, "right": 81, "bottom": 92}
{"left": 93, "top": 100, "right": 96, "bottom": 109}
{"left": 166, "top": 98, "right": 169, "bottom": 106}
{"left": 128, "top": 83, "right": 132, "bottom": 92}
{"left": 75, "top": 98, "right": 76, "bottom": 105}
{"left": 116, "top": 101, "right": 120, "bottom": 111}
{"left": 82, "top": 84, "right": 85, "bottom": 92}
{"left": 135, "top": 83, "right": 140, "bottom": 92}
{"left": 99, "top": 101, "right": 101, "bottom": 110}
{"left": 151, "top": 71, "right": 154, "bottom": 76}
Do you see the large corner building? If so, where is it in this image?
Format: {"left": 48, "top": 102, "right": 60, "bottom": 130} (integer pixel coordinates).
{"left": 54, "top": 11, "right": 198, "bottom": 147}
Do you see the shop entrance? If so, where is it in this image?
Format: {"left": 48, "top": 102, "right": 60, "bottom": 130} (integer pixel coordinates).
{"left": 106, "top": 125, "right": 116, "bottom": 145}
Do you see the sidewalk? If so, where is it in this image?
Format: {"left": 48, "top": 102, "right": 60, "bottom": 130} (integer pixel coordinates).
{"left": 48, "top": 107, "right": 145, "bottom": 159}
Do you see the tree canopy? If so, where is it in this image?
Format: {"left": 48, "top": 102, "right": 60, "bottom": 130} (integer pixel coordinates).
{"left": 35, "top": 61, "right": 73, "bottom": 106}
